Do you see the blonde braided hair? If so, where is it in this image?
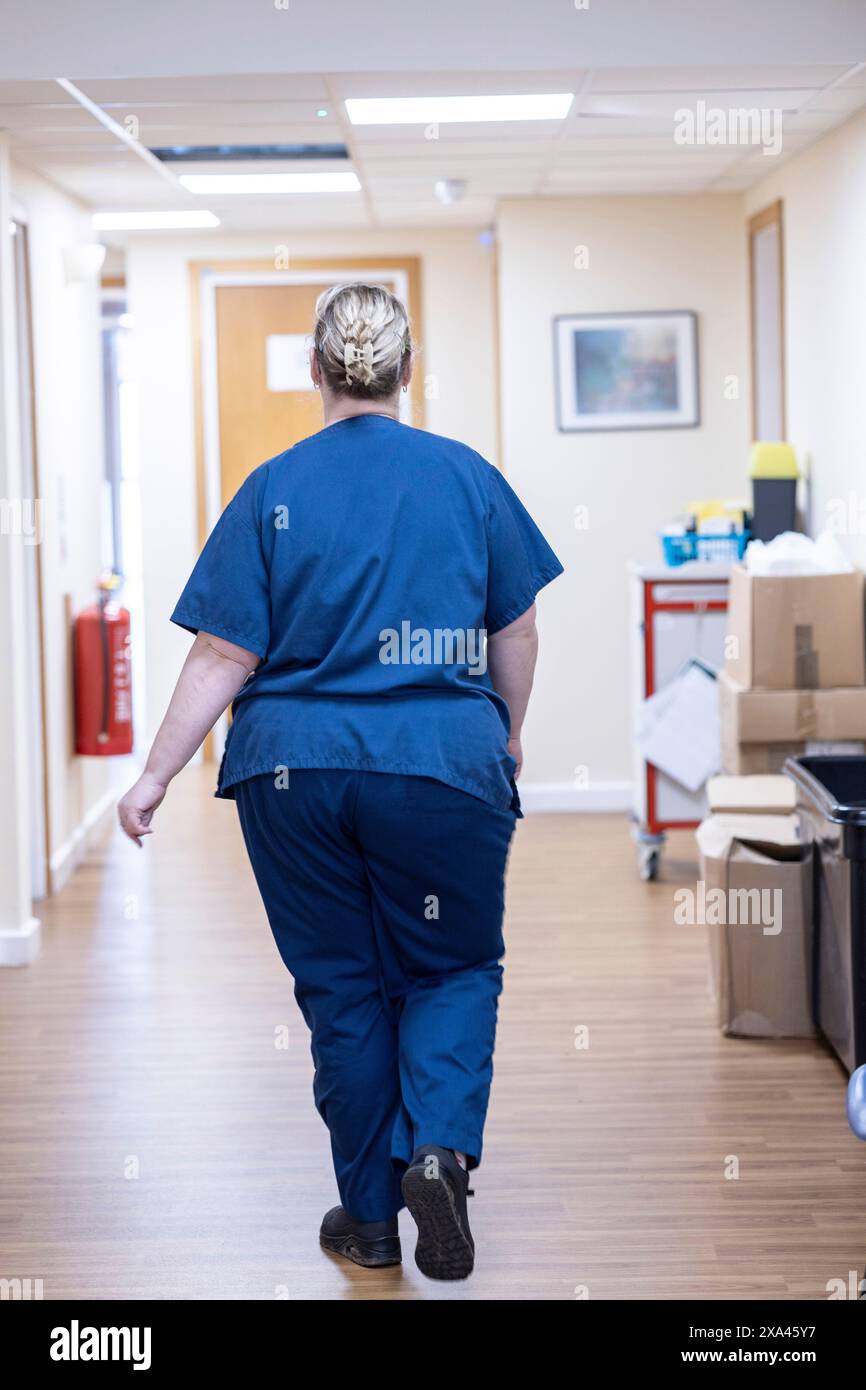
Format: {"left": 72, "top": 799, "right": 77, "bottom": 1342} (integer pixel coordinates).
{"left": 313, "top": 283, "right": 412, "bottom": 399}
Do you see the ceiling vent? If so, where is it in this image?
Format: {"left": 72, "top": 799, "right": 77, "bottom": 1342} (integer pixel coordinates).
{"left": 150, "top": 143, "right": 350, "bottom": 163}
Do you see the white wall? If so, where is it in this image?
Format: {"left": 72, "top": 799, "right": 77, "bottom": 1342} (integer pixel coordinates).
{"left": 10, "top": 163, "right": 114, "bottom": 889}
{"left": 746, "top": 108, "right": 866, "bottom": 564}
{"left": 125, "top": 227, "right": 498, "bottom": 742}
{"left": 496, "top": 195, "right": 751, "bottom": 802}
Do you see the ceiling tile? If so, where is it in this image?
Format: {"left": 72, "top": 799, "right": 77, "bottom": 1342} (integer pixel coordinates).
{"left": 589, "top": 65, "right": 851, "bottom": 93}
{"left": 328, "top": 70, "right": 585, "bottom": 99}
{"left": 75, "top": 74, "right": 331, "bottom": 102}
{"left": 0, "top": 79, "right": 73, "bottom": 103}
{"left": 367, "top": 173, "right": 537, "bottom": 196}
{"left": 804, "top": 85, "right": 866, "bottom": 111}
{"left": 32, "top": 167, "right": 177, "bottom": 203}
{"left": 362, "top": 161, "right": 543, "bottom": 181}
{"left": 582, "top": 89, "right": 817, "bottom": 117}
{"left": 102, "top": 100, "right": 339, "bottom": 128}
{"left": 0, "top": 102, "right": 102, "bottom": 129}
{"left": 780, "top": 108, "right": 849, "bottom": 131}
{"left": 350, "top": 120, "right": 560, "bottom": 144}
{"left": 567, "top": 115, "right": 701, "bottom": 136}
{"left": 11, "top": 127, "right": 123, "bottom": 148}
{"left": 355, "top": 138, "right": 553, "bottom": 161}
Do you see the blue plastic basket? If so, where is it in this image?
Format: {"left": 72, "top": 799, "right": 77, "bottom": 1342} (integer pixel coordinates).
{"left": 661, "top": 531, "right": 750, "bottom": 567}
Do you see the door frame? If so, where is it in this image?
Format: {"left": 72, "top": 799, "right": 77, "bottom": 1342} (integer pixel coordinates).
{"left": 748, "top": 199, "right": 786, "bottom": 441}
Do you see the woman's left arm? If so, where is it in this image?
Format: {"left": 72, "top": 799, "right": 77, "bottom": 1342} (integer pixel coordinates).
{"left": 117, "top": 631, "right": 260, "bottom": 846}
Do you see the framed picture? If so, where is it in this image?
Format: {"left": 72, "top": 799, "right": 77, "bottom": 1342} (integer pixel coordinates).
{"left": 553, "top": 310, "right": 699, "bottom": 432}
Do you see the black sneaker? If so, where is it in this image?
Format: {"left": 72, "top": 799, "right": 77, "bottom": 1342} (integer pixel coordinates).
{"left": 401, "top": 1145, "right": 475, "bottom": 1280}
{"left": 319, "top": 1206, "right": 402, "bottom": 1268}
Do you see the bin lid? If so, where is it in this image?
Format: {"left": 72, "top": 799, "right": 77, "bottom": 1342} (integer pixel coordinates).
{"left": 750, "top": 442, "right": 799, "bottom": 479}
{"left": 783, "top": 755, "right": 866, "bottom": 826}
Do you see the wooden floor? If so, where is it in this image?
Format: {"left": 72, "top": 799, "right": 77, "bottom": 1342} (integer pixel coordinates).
{"left": 1, "top": 764, "right": 864, "bottom": 1301}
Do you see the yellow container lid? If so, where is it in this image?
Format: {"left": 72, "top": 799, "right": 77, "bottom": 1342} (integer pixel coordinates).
{"left": 750, "top": 442, "right": 799, "bottom": 479}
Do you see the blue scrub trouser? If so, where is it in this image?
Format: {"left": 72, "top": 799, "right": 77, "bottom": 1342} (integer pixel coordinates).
{"left": 235, "top": 769, "right": 517, "bottom": 1222}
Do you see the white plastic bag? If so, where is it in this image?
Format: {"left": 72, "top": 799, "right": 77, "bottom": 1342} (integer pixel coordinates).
{"left": 744, "top": 529, "right": 854, "bottom": 576}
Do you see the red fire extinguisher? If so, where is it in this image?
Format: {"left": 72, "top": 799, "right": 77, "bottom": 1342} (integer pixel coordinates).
{"left": 74, "top": 572, "right": 134, "bottom": 756}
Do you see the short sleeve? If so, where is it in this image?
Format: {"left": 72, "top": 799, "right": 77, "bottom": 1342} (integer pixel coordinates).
{"left": 171, "top": 482, "right": 270, "bottom": 660}
{"left": 485, "top": 466, "right": 564, "bottom": 634}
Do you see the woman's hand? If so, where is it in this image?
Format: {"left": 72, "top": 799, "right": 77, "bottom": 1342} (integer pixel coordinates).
{"left": 117, "top": 772, "right": 168, "bottom": 847}
{"left": 507, "top": 734, "right": 523, "bottom": 780}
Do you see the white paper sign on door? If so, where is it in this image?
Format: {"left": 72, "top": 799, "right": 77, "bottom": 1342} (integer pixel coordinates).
{"left": 266, "top": 334, "right": 312, "bottom": 392}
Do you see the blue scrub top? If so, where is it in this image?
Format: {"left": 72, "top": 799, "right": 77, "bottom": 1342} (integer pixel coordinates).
{"left": 171, "top": 415, "right": 564, "bottom": 814}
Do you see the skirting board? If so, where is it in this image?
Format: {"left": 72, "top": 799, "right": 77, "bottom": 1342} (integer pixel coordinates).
{"left": 49, "top": 786, "right": 118, "bottom": 895}
{"left": 518, "top": 780, "right": 633, "bottom": 814}
{"left": 0, "top": 916, "right": 41, "bottom": 967}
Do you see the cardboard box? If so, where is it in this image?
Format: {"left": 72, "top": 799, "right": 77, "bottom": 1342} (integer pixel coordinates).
{"left": 725, "top": 564, "right": 865, "bottom": 690}
{"left": 708, "top": 774, "right": 796, "bottom": 816}
{"left": 696, "top": 815, "right": 815, "bottom": 1038}
{"left": 723, "top": 743, "right": 806, "bottom": 775}
{"left": 718, "top": 671, "right": 866, "bottom": 774}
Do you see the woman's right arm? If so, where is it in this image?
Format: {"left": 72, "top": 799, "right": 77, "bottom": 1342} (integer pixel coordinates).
{"left": 486, "top": 603, "right": 538, "bottom": 778}
{"left": 117, "top": 631, "right": 259, "bottom": 846}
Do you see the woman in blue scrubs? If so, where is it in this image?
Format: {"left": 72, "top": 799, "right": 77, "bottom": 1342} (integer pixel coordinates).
{"left": 118, "top": 283, "right": 563, "bottom": 1280}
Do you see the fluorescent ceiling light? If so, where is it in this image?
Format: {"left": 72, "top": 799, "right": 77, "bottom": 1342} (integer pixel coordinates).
{"left": 92, "top": 210, "right": 220, "bottom": 230}
{"left": 345, "top": 94, "right": 573, "bottom": 125}
{"left": 178, "top": 172, "right": 361, "bottom": 194}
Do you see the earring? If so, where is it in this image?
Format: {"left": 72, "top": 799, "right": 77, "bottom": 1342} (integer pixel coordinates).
{"left": 402, "top": 384, "right": 408, "bottom": 393}
{"left": 314, "top": 382, "right": 320, "bottom": 390}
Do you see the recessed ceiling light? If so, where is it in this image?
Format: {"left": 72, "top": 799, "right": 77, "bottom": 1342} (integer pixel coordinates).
{"left": 178, "top": 172, "right": 360, "bottom": 194}
{"left": 316, "top": 108, "right": 329, "bottom": 118}
{"left": 91, "top": 210, "right": 220, "bottom": 230}
{"left": 344, "top": 94, "right": 573, "bottom": 125}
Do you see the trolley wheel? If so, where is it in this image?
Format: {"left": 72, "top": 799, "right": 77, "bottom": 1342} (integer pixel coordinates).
{"left": 638, "top": 845, "right": 661, "bottom": 882}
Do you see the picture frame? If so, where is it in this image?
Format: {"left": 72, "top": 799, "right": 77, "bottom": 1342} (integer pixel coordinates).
{"left": 553, "top": 310, "right": 700, "bottom": 432}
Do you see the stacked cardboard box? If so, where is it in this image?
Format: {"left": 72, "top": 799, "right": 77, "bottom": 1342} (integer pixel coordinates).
{"left": 719, "top": 565, "right": 866, "bottom": 774}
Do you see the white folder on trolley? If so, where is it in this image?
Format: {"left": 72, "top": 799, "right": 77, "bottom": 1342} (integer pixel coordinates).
{"left": 637, "top": 659, "right": 721, "bottom": 794}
